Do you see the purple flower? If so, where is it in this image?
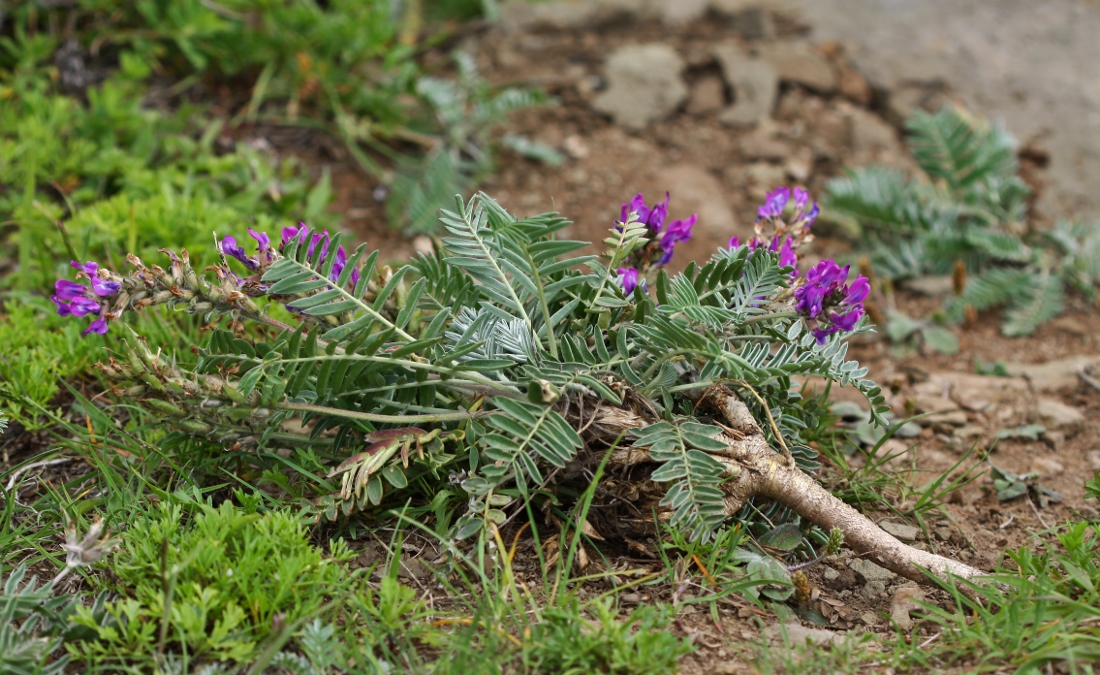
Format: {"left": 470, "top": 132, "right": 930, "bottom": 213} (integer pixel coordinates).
{"left": 249, "top": 228, "right": 270, "bottom": 252}
{"left": 793, "top": 187, "right": 810, "bottom": 211}
{"left": 616, "top": 267, "right": 646, "bottom": 295}
{"left": 794, "top": 201, "right": 820, "bottom": 230}
{"left": 777, "top": 237, "right": 798, "bottom": 272}
{"left": 794, "top": 259, "right": 869, "bottom": 343}
{"left": 52, "top": 291, "right": 101, "bottom": 322}
{"left": 757, "top": 188, "right": 790, "bottom": 220}
{"left": 220, "top": 235, "right": 259, "bottom": 270}
{"left": 620, "top": 193, "right": 670, "bottom": 233}
{"left": 755, "top": 186, "right": 819, "bottom": 231}
{"left": 71, "top": 261, "right": 99, "bottom": 277}
{"left": 657, "top": 215, "right": 696, "bottom": 266}
{"left": 55, "top": 279, "right": 88, "bottom": 301}
{"left": 281, "top": 222, "right": 317, "bottom": 249}
{"left": 68, "top": 296, "right": 101, "bottom": 317}
{"left": 329, "top": 245, "right": 348, "bottom": 281}
{"left": 51, "top": 296, "right": 73, "bottom": 317}
{"left": 306, "top": 230, "right": 331, "bottom": 261}
{"left": 70, "top": 260, "right": 120, "bottom": 296}
{"left": 83, "top": 319, "right": 109, "bottom": 336}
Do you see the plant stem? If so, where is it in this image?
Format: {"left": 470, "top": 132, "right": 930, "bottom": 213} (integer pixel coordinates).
{"left": 277, "top": 401, "right": 491, "bottom": 424}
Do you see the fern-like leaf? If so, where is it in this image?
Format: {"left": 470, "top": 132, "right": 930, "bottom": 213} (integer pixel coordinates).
{"left": 633, "top": 421, "right": 730, "bottom": 543}
{"left": 1002, "top": 271, "right": 1064, "bottom": 337}
{"left": 906, "top": 106, "right": 1020, "bottom": 194}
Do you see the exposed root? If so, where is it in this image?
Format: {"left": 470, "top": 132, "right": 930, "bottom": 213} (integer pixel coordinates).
{"left": 588, "top": 385, "right": 987, "bottom": 587}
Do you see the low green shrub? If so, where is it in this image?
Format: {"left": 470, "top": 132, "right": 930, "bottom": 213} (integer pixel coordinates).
{"left": 67, "top": 494, "right": 358, "bottom": 670}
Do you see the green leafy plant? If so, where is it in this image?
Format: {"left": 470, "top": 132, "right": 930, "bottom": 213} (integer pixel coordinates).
{"left": 67, "top": 493, "right": 359, "bottom": 669}
{"left": 883, "top": 309, "right": 959, "bottom": 354}
{"left": 899, "top": 522, "right": 1100, "bottom": 671}
{"left": 826, "top": 105, "right": 1100, "bottom": 336}
{"left": 522, "top": 599, "right": 692, "bottom": 675}
{"left": 0, "top": 566, "right": 71, "bottom": 675}
{"left": 390, "top": 51, "right": 556, "bottom": 233}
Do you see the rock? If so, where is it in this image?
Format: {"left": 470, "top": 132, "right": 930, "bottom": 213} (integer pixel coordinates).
{"left": 739, "top": 128, "right": 790, "bottom": 160}
{"left": 743, "top": 162, "right": 787, "bottom": 191}
{"left": 1030, "top": 456, "right": 1065, "bottom": 477}
{"left": 655, "top": 0, "right": 708, "bottom": 25}
{"left": 785, "top": 151, "right": 812, "bottom": 182}
{"left": 890, "top": 586, "right": 925, "bottom": 631}
{"left": 763, "top": 622, "right": 848, "bottom": 646}
{"left": 880, "top": 438, "right": 915, "bottom": 470}
{"left": 886, "top": 82, "right": 949, "bottom": 127}
{"left": 849, "top": 558, "right": 895, "bottom": 583}
{"left": 860, "top": 611, "right": 880, "bottom": 626}
{"left": 861, "top": 579, "right": 887, "bottom": 599}
{"left": 755, "top": 42, "right": 838, "bottom": 93}
{"left": 710, "top": 0, "right": 771, "bottom": 15}
{"left": 412, "top": 236, "right": 434, "bottom": 255}
{"left": 562, "top": 134, "right": 589, "bottom": 159}
{"left": 880, "top": 521, "right": 920, "bottom": 542}
{"left": 902, "top": 275, "right": 955, "bottom": 297}
{"left": 913, "top": 394, "right": 958, "bottom": 415}
{"left": 1051, "top": 315, "right": 1090, "bottom": 337}
{"left": 953, "top": 424, "right": 985, "bottom": 441}
{"left": 500, "top": 1, "right": 600, "bottom": 30}
{"left": 913, "top": 372, "right": 1029, "bottom": 410}
{"left": 728, "top": 7, "right": 775, "bottom": 40}
{"left": 810, "top": 109, "right": 850, "bottom": 159}
{"left": 822, "top": 565, "right": 857, "bottom": 591}
{"left": 592, "top": 44, "right": 687, "bottom": 130}
{"left": 930, "top": 410, "right": 968, "bottom": 428}
{"left": 658, "top": 164, "right": 746, "bottom": 259}
{"left": 846, "top": 106, "right": 904, "bottom": 166}
{"left": 1041, "top": 429, "right": 1066, "bottom": 451}
{"left": 686, "top": 75, "right": 726, "bottom": 115}
{"left": 1034, "top": 397, "right": 1085, "bottom": 433}
{"left": 714, "top": 43, "right": 778, "bottom": 127}
{"left": 838, "top": 66, "right": 872, "bottom": 106}
{"left": 1088, "top": 450, "right": 1100, "bottom": 472}
{"left": 1004, "top": 355, "right": 1096, "bottom": 392}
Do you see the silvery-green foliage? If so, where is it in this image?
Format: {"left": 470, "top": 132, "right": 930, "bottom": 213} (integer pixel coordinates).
{"left": 391, "top": 51, "right": 553, "bottom": 233}
{"left": 104, "top": 192, "right": 885, "bottom": 544}
{"left": 0, "top": 565, "right": 105, "bottom": 675}
{"left": 826, "top": 105, "right": 1100, "bottom": 336}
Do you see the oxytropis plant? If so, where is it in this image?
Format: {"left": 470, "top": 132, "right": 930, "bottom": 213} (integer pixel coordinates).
{"left": 55, "top": 188, "right": 983, "bottom": 586}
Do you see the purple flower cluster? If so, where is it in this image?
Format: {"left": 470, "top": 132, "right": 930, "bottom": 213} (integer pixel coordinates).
{"left": 278, "top": 223, "right": 358, "bottom": 287}
{"left": 52, "top": 261, "right": 121, "bottom": 336}
{"left": 728, "top": 234, "right": 799, "bottom": 275}
{"left": 615, "top": 267, "right": 645, "bottom": 295}
{"left": 219, "top": 222, "right": 360, "bottom": 289}
{"left": 219, "top": 228, "right": 275, "bottom": 271}
{"left": 54, "top": 221, "right": 366, "bottom": 338}
{"left": 729, "top": 186, "right": 821, "bottom": 277}
{"left": 619, "top": 192, "right": 697, "bottom": 267}
{"left": 794, "top": 260, "right": 870, "bottom": 343}
{"left": 756, "top": 186, "right": 819, "bottom": 230}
